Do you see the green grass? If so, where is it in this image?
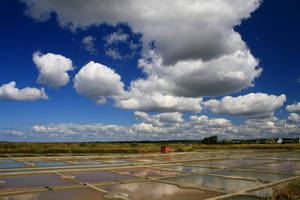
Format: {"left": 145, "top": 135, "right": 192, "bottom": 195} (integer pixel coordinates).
{"left": 261, "top": 179, "right": 300, "bottom": 200}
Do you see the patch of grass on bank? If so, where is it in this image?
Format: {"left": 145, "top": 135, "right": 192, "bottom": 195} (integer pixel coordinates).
{"left": 261, "top": 179, "right": 300, "bottom": 200}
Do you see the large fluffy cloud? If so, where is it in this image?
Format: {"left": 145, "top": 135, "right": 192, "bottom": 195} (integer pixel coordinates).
{"left": 113, "top": 49, "right": 260, "bottom": 112}
{"left": 116, "top": 92, "right": 203, "bottom": 113}
{"left": 286, "top": 102, "right": 300, "bottom": 112}
{"left": 0, "top": 81, "right": 48, "bottom": 101}
{"left": 73, "top": 61, "right": 124, "bottom": 105}
{"left": 203, "top": 93, "right": 286, "bottom": 118}
{"left": 33, "top": 52, "right": 74, "bottom": 88}
{"left": 22, "top": 0, "right": 261, "bottom": 65}
{"left": 134, "top": 50, "right": 261, "bottom": 98}
{"left": 22, "top": 0, "right": 264, "bottom": 113}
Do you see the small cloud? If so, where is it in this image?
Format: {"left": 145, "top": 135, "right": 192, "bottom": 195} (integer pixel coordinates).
{"left": 105, "top": 48, "right": 122, "bottom": 59}
{"left": 0, "top": 81, "right": 48, "bottom": 101}
{"left": 297, "top": 78, "right": 300, "bottom": 83}
{"left": 103, "top": 30, "right": 140, "bottom": 60}
{"left": 129, "top": 41, "right": 140, "bottom": 50}
{"left": 0, "top": 129, "right": 24, "bottom": 136}
{"left": 82, "top": 35, "right": 97, "bottom": 54}
{"left": 33, "top": 51, "right": 74, "bottom": 89}
{"left": 288, "top": 113, "right": 300, "bottom": 122}
{"left": 104, "top": 32, "right": 129, "bottom": 44}
{"left": 286, "top": 101, "right": 300, "bottom": 112}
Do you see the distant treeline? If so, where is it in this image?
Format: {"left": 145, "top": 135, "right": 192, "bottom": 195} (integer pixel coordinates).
{"left": 84, "top": 137, "right": 300, "bottom": 144}
{"left": 0, "top": 136, "right": 299, "bottom": 154}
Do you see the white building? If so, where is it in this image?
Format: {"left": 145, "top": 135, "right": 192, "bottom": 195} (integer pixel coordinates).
{"left": 277, "top": 138, "right": 283, "bottom": 144}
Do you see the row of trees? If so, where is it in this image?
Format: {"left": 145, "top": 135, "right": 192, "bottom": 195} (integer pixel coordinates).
{"left": 201, "top": 136, "right": 218, "bottom": 144}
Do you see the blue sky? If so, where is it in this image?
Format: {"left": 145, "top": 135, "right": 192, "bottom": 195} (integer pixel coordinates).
{"left": 0, "top": 0, "right": 300, "bottom": 142}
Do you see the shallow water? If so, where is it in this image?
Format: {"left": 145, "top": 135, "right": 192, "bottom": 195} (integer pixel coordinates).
{"left": 102, "top": 181, "right": 222, "bottom": 200}
{"left": 0, "top": 174, "right": 75, "bottom": 190}
{"left": 186, "top": 159, "right": 269, "bottom": 168}
{"left": 116, "top": 168, "right": 180, "bottom": 177}
{"left": 75, "top": 161, "right": 104, "bottom": 165}
{"left": 105, "top": 160, "right": 131, "bottom": 164}
{"left": 248, "top": 182, "right": 289, "bottom": 197}
{"left": 0, "top": 163, "right": 28, "bottom": 168}
{"left": 30, "top": 162, "right": 67, "bottom": 167}
{"left": 64, "top": 171, "right": 132, "bottom": 183}
{"left": 246, "top": 154, "right": 300, "bottom": 161}
{"left": 163, "top": 174, "right": 258, "bottom": 192}
{"left": 210, "top": 170, "right": 291, "bottom": 183}
{"left": 2, "top": 188, "right": 105, "bottom": 200}
{"left": 161, "top": 165, "right": 210, "bottom": 173}
{"left": 0, "top": 160, "right": 17, "bottom": 163}
{"left": 0, "top": 165, "right": 131, "bottom": 174}
{"left": 249, "top": 187, "right": 274, "bottom": 197}
{"left": 0, "top": 150, "right": 298, "bottom": 199}
{"left": 243, "top": 161, "right": 300, "bottom": 175}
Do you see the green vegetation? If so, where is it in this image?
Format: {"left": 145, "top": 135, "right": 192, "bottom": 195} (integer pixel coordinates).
{"left": 202, "top": 136, "right": 218, "bottom": 144}
{"left": 0, "top": 141, "right": 299, "bottom": 154}
{"left": 261, "top": 179, "right": 300, "bottom": 200}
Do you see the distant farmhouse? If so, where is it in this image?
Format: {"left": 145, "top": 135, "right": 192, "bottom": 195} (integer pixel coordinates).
{"left": 277, "top": 138, "right": 283, "bottom": 144}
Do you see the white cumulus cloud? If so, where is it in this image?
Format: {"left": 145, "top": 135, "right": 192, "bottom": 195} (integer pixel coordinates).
{"left": 24, "top": 112, "right": 300, "bottom": 141}
{"left": 73, "top": 61, "right": 124, "bottom": 105}
{"left": 204, "top": 93, "right": 286, "bottom": 118}
{"left": 113, "top": 49, "right": 260, "bottom": 112}
{"left": 22, "top": 0, "right": 265, "bottom": 113}
{"left": 33, "top": 51, "right": 74, "bottom": 88}
{"left": 136, "top": 50, "right": 261, "bottom": 98}
{"left": 22, "top": 0, "right": 261, "bottom": 65}
{"left": 288, "top": 113, "right": 300, "bottom": 122}
{"left": 286, "top": 102, "right": 300, "bottom": 112}
{"left": 135, "top": 111, "right": 184, "bottom": 127}
{"left": 0, "top": 81, "right": 48, "bottom": 101}
{"left": 116, "top": 92, "right": 203, "bottom": 113}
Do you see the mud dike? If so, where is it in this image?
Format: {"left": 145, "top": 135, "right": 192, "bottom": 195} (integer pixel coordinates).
{"left": 0, "top": 149, "right": 299, "bottom": 200}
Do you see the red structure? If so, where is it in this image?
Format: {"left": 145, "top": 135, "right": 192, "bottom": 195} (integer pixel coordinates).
{"left": 161, "top": 146, "right": 171, "bottom": 153}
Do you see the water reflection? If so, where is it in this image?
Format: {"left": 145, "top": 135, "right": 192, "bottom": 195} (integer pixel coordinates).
{"left": 244, "top": 162, "right": 300, "bottom": 175}
{"left": 2, "top": 188, "right": 105, "bottom": 200}
{"left": 161, "top": 165, "right": 209, "bottom": 173}
{"left": 102, "top": 181, "right": 221, "bottom": 200}
{"left": 75, "top": 161, "right": 104, "bottom": 165}
{"left": 0, "top": 163, "right": 27, "bottom": 168}
{"left": 3, "top": 193, "right": 39, "bottom": 200}
{"left": 187, "top": 159, "right": 268, "bottom": 168}
{"left": 30, "top": 162, "right": 67, "bottom": 167}
{"left": 0, "top": 174, "right": 74, "bottom": 190}
{"left": 210, "top": 170, "right": 291, "bottom": 183}
{"left": 163, "top": 174, "right": 258, "bottom": 192}
{"left": 117, "top": 168, "right": 180, "bottom": 177}
{"left": 64, "top": 171, "right": 132, "bottom": 183}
